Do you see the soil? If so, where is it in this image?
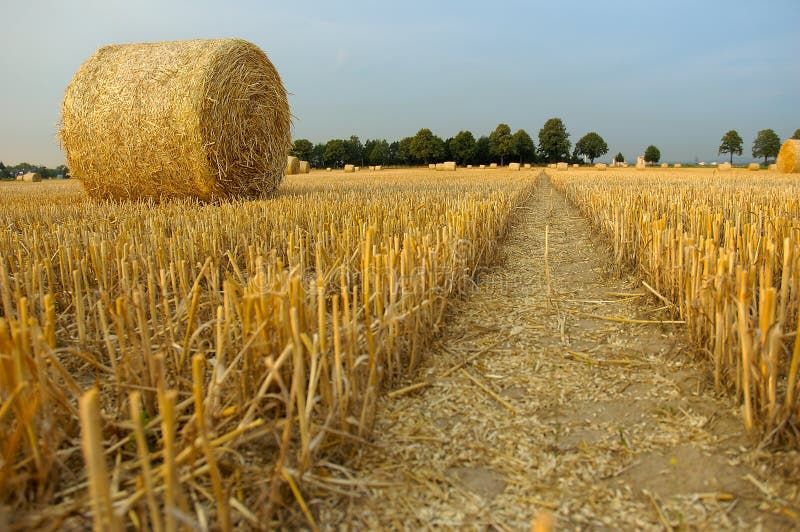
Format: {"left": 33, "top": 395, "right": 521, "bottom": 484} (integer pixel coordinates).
{"left": 313, "top": 174, "right": 800, "bottom": 530}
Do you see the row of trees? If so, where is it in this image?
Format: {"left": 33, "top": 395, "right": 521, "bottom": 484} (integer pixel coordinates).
{"left": 291, "top": 119, "right": 615, "bottom": 168}
{"left": 0, "top": 161, "right": 68, "bottom": 179}
{"left": 719, "top": 129, "right": 799, "bottom": 164}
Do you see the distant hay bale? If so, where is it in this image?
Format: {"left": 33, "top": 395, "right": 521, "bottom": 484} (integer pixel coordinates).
{"left": 435, "top": 163, "right": 444, "bottom": 171}
{"left": 673, "top": 163, "right": 682, "bottom": 168}
{"left": 508, "top": 162, "right": 520, "bottom": 171}
{"left": 768, "top": 163, "right": 777, "bottom": 171}
{"left": 572, "top": 163, "right": 579, "bottom": 168}
{"left": 22, "top": 172, "right": 42, "bottom": 182}
{"left": 15, "top": 175, "right": 23, "bottom": 181}
{"left": 60, "top": 38, "right": 290, "bottom": 201}
{"left": 556, "top": 162, "right": 568, "bottom": 171}
{"left": 524, "top": 163, "right": 531, "bottom": 169}
{"left": 286, "top": 156, "right": 300, "bottom": 175}
{"left": 776, "top": 139, "right": 800, "bottom": 173}
{"left": 298, "top": 160, "right": 310, "bottom": 174}
{"left": 547, "top": 163, "right": 556, "bottom": 169}
{"left": 467, "top": 164, "right": 473, "bottom": 168}
{"left": 489, "top": 163, "right": 498, "bottom": 169}
{"left": 479, "top": 164, "right": 486, "bottom": 169}
{"left": 344, "top": 164, "right": 355, "bottom": 173}
{"left": 428, "top": 163, "right": 436, "bottom": 169}
{"left": 354, "top": 166, "right": 360, "bottom": 171}
{"left": 368, "top": 166, "right": 375, "bottom": 171}
{"left": 326, "top": 168, "right": 332, "bottom": 172}
{"left": 374, "top": 165, "right": 382, "bottom": 171}
{"left": 443, "top": 161, "right": 456, "bottom": 171}
{"left": 718, "top": 162, "right": 732, "bottom": 172}
{"left": 595, "top": 163, "right": 607, "bottom": 171}
{"left": 747, "top": 162, "right": 760, "bottom": 171}
{"left": 661, "top": 163, "right": 669, "bottom": 168}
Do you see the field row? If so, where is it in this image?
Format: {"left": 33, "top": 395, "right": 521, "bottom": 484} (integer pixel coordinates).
{"left": 0, "top": 171, "right": 536, "bottom": 528}
{"left": 550, "top": 169, "right": 800, "bottom": 443}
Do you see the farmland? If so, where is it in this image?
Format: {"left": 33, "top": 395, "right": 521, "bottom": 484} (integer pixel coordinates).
{"left": 1, "top": 167, "right": 800, "bottom": 529}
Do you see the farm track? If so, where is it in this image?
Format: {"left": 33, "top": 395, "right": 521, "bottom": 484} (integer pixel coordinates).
{"left": 316, "top": 174, "right": 799, "bottom": 530}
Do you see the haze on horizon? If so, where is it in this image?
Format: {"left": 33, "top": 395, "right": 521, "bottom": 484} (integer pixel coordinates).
{"left": 1, "top": 0, "right": 798, "bottom": 168}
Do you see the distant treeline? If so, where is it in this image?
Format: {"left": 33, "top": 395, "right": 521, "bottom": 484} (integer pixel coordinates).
{"left": 290, "top": 119, "right": 614, "bottom": 168}
{"left": 0, "top": 161, "right": 69, "bottom": 179}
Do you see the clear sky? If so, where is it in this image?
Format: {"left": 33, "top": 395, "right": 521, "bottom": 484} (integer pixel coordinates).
{"left": 1, "top": 0, "right": 798, "bottom": 166}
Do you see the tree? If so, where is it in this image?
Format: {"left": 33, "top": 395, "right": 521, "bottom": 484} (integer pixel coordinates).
{"left": 512, "top": 129, "right": 536, "bottom": 164}
{"left": 409, "top": 128, "right": 444, "bottom": 164}
{"left": 0, "top": 161, "right": 6, "bottom": 179}
{"left": 538, "top": 118, "right": 570, "bottom": 163}
{"left": 449, "top": 130, "right": 477, "bottom": 165}
{"left": 398, "top": 136, "right": 415, "bottom": 165}
{"left": 324, "top": 139, "right": 347, "bottom": 168}
{"left": 717, "top": 130, "right": 743, "bottom": 164}
{"left": 311, "top": 143, "right": 326, "bottom": 168}
{"left": 344, "top": 135, "right": 364, "bottom": 165}
{"left": 792, "top": 129, "right": 800, "bottom": 140}
{"left": 574, "top": 132, "right": 608, "bottom": 164}
{"left": 290, "top": 139, "right": 313, "bottom": 161}
{"left": 614, "top": 152, "right": 625, "bottom": 163}
{"left": 489, "top": 123, "right": 514, "bottom": 165}
{"left": 475, "top": 136, "right": 490, "bottom": 165}
{"left": 752, "top": 129, "right": 781, "bottom": 165}
{"left": 644, "top": 145, "right": 661, "bottom": 164}
{"left": 368, "top": 139, "right": 389, "bottom": 165}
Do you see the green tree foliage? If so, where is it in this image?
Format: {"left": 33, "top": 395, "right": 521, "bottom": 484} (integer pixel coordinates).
{"left": 367, "top": 140, "right": 390, "bottom": 165}
{"left": 324, "top": 139, "right": 347, "bottom": 168}
{"left": 644, "top": 145, "right": 661, "bottom": 164}
{"left": 409, "top": 128, "right": 445, "bottom": 164}
{"left": 718, "top": 130, "right": 743, "bottom": 164}
{"left": 0, "top": 161, "right": 7, "bottom": 179}
{"left": 574, "top": 132, "right": 608, "bottom": 164}
{"left": 512, "top": 129, "right": 536, "bottom": 164}
{"left": 752, "top": 129, "right": 781, "bottom": 164}
{"left": 475, "top": 136, "right": 490, "bottom": 165}
{"left": 538, "top": 118, "right": 570, "bottom": 163}
{"left": 792, "top": 129, "right": 800, "bottom": 140}
{"left": 398, "top": 136, "right": 415, "bottom": 165}
{"left": 489, "top": 123, "right": 514, "bottom": 166}
{"left": 311, "top": 143, "right": 326, "bottom": 168}
{"left": 344, "top": 135, "right": 364, "bottom": 165}
{"left": 449, "top": 130, "right": 477, "bottom": 165}
{"left": 614, "top": 152, "right": 625, "bottom": 163}
{"left": 290, "top": 138, "right": 314, "bottom": 161}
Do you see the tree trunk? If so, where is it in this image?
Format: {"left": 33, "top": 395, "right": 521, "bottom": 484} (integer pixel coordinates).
{"left": 730, "top": 153, "right": 733, "bottom": 164}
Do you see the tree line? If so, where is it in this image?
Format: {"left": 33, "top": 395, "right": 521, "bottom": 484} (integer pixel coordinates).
{"left": 0, "top": 161, "right": 69, "bottom": 179}
{"left": 291, "top": 118, "right": 615, "bottom": 168}
{"left": 719, "top": 128, "right": 800, "bottom": 165}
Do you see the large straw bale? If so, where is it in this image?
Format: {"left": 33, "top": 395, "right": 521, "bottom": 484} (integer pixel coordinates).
{"left": 776, "top": 139, "right": 800, "bottom": 173}
{"left": 508, "top": 162, "right": 520, "bottom": 171}
{"left": 747, "top": 162, "right": 760, "bottom": 171}
{"left": 298, "top": 160, "right": 310, "bottom": 174}
{"left": 572, "top": 163, "right": 579, "bottom": 168}
{"left": 286, "top": 156, "right": 300, "bottom": 175}
{"left": 435, "top": 163, "right": 444, "bottom": 171}
{"left": 443, "top": 161, "right": 456, "bottom": 171}
{"left": 489, "top": 163, "right": 498, "bottom": 169}
{"left": 718, "top": 162, "right": 732, "bottom": 172}
{"left": 556, "top": 162, "right": 568, "bottom": 171}
{"left": 547, "top": 163, "right": 556, "bottom": 169}
{"left": 326, "top": 168, "right": 332, "bottom": 172}
{"left": 344, "top": 164, "right": 355, "bottom": 173}
{"left": 524, "top": 163, "right": 531, "bottom": 169}
{"left": 595, "top": 163, "right": 607, "bottom": 170}
{"left": 60, "top": 38, "right": 290, "bottom": 201}
{"left": 15, "top": 175, "right": 23, "bottom": 181}
{"left": 768, "top": 163, "right": 777, "bottom": 171}
{"left": 22, "top": 172, "right": 42, "bottom": 182}
{"left": 368, "top": 166, "right": 375, "bottom": 171}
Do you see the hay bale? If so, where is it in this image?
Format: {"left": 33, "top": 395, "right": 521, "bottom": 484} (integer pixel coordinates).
{"left": 344, "top": 164, "right": 355, "bottom": 173}
{"left": 524, "top": 163, "right": 531, "bottom": 169}
{"left": 286, "top": 156, "right": 300, "bottom": 175}
{"left": 508, "top": 162, "right": 521, "bottom": 171}
{"left": 298, "top": 160, "right": 310, "bottom": 174}
{"left": 718, "top": 162, "right": 732, "bottom": 172}
{"left": 374, "top": 165, "right": 382, "bottom": 171}
{"left": 776, "top": 139, "right": 800, "bottom": 173}
{"left": 479, "top": 164, "right": 486, "bottom": 169}
{"left": 354, "top": 166, "right": 360, "bottom": 171}
{"left": 556, "top": 162, "right": 568, "bottom": 171}
{"left": 768, "top": 163, "right": 777, "bottom": 171}
{"left": 673, "top": 163, "right": 682, "bottom": 168}
{"left": 572, "top": 163, "right": 579, "bottom": 168}
{"left": 368, "top": 166, "right": 375, "bottom": 171}
{"left": 435, "top": 163, "right": 444, "bottom": 171}
{"left": 326, "top": 168, "right": 332, "bottom": 172}
{"left": 489, "top": 163, "right": 498, "bottom": 169}
{"left": 747, "top": 162, "right": 760, "bottom": 171}
{"left": 467, "top": 164, "right": 473, "bottom": 169}
{"left": 547, "top": 163, "right": 556, "bottom": 169}
{"left": 22, "top": 172, "right": 42, "bottom": 182}
{"left": 661, "top": 163, "right": 669, "bottom": 168}
{"left": 443, "top": 161, "right": 456, "bottom": 171}
{"left": 15, "top": 175, "right": 23, "bottom": 181}
{"left": 60, "top": 38, "right": 290, "bottom": 201}
{"left": 428, "top": 163, "right": 436, "bottom": 169}
{"left": 595, "top": 163, "right": 607, "bottom": 170}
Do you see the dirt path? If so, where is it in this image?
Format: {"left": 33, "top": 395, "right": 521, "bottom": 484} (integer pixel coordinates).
{"left": 316, "top": 174, "right": 798, "bottom": 530}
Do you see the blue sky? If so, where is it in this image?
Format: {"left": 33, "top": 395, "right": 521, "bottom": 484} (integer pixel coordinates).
{"left": 1, "top": 0, "right": 798, "bottom": 166}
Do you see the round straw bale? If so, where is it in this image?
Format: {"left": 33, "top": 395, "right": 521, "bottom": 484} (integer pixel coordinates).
{"left": 595, "top": 163, "right": 607, "bottom": 170}
{"left": 15, "top": 175, "right": 23, "bottom": 181}
{"left": 768, "top": 163, "right": 777, "bottom": 171}
{"left": 479, "top": 164, "right": 486, "bottom": 169}
{"left": 286, "top": 156, "right": 300, "bottom": 175}
{"left": 489, "top": 163, "right": 498, "bottom": 169}
{"left": 508, "top": 162, "right": 520, "bottom": 171}
{"left": 556, "top": 162, "right": 568, "bottom": 171}
{"left": 747, "top": 162, "right": 760, "bottom": 171}
{"left": 673, "top": 163, "right": 682, "bottom": 168}
{"left": 374, "top": 165, "right": 382, "bottom": 171}
{"left": 660, "top": 163, "right": 668, "bottom": 168}
{"left": 443, "top": 161, "right": 456, "bottom": 171}
{"left": 524, "top": 163, "right": 531, "bottom": 169}
{"left": 718, "top": 162, "right": 732, "bottom": 172}
{"left": 467, "top": 164, "right": 473, "bottom": 168}
{"left": 344, "top": 164, "right": 355, "bottom": 173}
{"left": 60, "top": 38, "right": 290, "bottom": 201}
{"left": 326, "top": 168, "right": 332, "bottom": 172}
{"left": 354, "top": 166, "right": 360, "bottom": 171}
{"left": 572, "top": 163, "right": 579, "bottom": 168}
{"left": 428, "top": 163, "right": 436, "bottom": 169}
{"left": 22, "top": 172, "right": 42, "bottom": 182}
{"left": 776, "top": 139, "right": 800, "bottom": 173}
{"left": 298, "top": 160, "right": 310, "bottom": 174}
{"left": 435, "top": 163, "right": 444, "bottom": 171}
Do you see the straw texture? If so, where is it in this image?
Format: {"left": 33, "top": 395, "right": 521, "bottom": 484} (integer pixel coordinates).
{"left": 508, "top": 162, "right": 521, "bottom": 171}
{"left": 776, "top": 139, "right": 800, "bottom": 173}
{"left": 60, "top": 38, "right": 291, "bottom": 201}
{"left": 286, "top": 156, "right": 300, "bottom": 175}
{"left": 22, "top": 172, "right": 42, "bottom": 182}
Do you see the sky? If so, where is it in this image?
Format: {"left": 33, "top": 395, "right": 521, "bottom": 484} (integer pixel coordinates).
{"left": 1, "top": 0, "right": 798, "bottom": 167}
